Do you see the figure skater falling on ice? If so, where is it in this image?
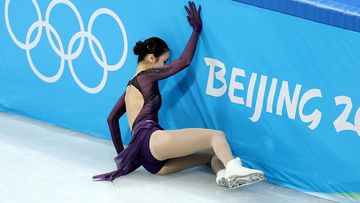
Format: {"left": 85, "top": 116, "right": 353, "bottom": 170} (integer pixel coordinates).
{"left": 93, "top": 1, "right": 265, "bottom": 189}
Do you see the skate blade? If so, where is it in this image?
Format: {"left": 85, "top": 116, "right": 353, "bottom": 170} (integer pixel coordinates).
{"left": 227, "top": 172, "right": 264, "bottom": 181}
{"left": 217, "top": 177, "right": 228, "bottom": 187}
{"left": 225, "top": 174, "right": 266, "bottom": 190}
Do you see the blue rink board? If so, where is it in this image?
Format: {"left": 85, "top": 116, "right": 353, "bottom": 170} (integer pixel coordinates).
{"left": 1, "top": 0, "right": 359, "bottom": 201}
{"left": 234, "top": 0, "right": 360, "bottom": 32}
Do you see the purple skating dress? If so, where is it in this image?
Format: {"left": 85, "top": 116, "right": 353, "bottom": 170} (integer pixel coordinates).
{"left": 92, "top": 29, "right": 201, "bottom": 182}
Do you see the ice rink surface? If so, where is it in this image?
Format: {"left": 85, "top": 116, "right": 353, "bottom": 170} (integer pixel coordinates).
{"left": 0, "top": 112, "right": 338, "bottom": 203}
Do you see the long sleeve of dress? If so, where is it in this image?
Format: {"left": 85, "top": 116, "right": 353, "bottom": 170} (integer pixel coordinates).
{"left": 107, "top": 91, "right": 126, "bottom": 154}
{"left": 143, "top": 30, "right": 200, "bottom": 81}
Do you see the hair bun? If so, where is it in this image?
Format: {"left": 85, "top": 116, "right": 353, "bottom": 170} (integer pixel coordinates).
{"left": 133, "top": 40, "right": 144, "bottom": 55}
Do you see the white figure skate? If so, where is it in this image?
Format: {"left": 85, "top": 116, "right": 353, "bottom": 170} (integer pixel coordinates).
{"left": 225, "top": 157, "right": 265, "bottom": 190}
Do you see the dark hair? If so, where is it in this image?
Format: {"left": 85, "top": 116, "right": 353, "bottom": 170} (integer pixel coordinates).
{"left": 133, "top": 37, "right": 169, "bottom": 63}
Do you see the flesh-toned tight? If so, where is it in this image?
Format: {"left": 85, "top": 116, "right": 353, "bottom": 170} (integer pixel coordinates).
{"left": 149, "top": 128, "right": 234, "bottom": 175}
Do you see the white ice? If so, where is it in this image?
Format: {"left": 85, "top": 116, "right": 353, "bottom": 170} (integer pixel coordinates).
{"left": 0, "top": 112, "right": 339, "bottom": 203}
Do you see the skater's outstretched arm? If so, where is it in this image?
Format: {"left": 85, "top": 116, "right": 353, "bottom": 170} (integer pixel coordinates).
{"left": 144, "top": 1, "right": 202, "bottom": 81}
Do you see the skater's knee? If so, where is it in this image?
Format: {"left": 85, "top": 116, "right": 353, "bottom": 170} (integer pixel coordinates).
{"left": 210, "top": 130, "right": 226, "bottom": 144}
{"left": 213, "top": 130, "right": 226, "bottom": 138}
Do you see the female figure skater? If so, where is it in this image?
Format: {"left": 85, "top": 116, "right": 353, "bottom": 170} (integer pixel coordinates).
{"left": 93, "top": 1, "right": 265, "bottom": 189}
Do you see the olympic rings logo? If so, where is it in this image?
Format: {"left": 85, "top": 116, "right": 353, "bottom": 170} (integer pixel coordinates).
{"left": 4, "top": 0, "right": 128, "bottom": 93}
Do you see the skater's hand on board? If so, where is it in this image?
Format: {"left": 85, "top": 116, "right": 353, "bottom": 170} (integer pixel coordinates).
{"left": 184, "top": 1, "right": 202, "bottom": 33}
